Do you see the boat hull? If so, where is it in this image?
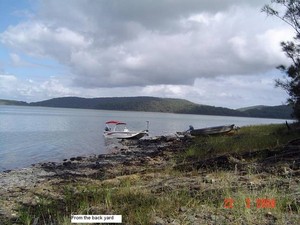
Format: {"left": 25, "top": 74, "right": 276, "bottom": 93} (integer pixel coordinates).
{"left": 103, "top": 130, "right": 148, "bottom": 139}
{"left": 189, "top": 124, "right": 235, "bottom": 136}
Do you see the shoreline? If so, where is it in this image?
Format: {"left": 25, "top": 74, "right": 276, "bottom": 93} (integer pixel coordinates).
{"left": 0, "top": 135, "right": 190, "bottom": 221}
{"left": 1, "top": 128, "right": 300, "bottom": 224}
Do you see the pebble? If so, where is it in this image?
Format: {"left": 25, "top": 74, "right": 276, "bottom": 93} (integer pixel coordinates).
{"left": 265, "top": 212, "right": 277, "bottom": 221}
{"left": 153, "top": 216, "right": 165, "bottom": 225}
{"left": 179, "top": 206, "right": 188, "bottom": 212}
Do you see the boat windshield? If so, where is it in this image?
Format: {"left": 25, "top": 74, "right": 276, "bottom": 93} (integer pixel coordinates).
{"left": 114, "top": 124, "right": 127, "bottom": 132}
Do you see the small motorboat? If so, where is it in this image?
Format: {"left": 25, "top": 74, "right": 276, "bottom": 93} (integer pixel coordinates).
{"left": 103, "top": 120, "right": 149, "bottom": 139}
{"left": 178, "top": 124, "right": 236, "bottom": 136}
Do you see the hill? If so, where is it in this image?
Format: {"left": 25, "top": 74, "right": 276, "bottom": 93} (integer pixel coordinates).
{"left": 237, "top": 105, "right": 293, "bottom": 119}
{"left": 0, "top": 99, "right": 28, "bottom": 106}
{"left": 0, "top": 96, "right": 293, "bottom": 119}
{"left": 29, "top": 96, "right": 244, "bottom": 117}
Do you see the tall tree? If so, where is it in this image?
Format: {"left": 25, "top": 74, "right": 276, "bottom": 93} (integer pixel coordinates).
{"left": 262, "top": 0, "right": 300, "bottom": 120}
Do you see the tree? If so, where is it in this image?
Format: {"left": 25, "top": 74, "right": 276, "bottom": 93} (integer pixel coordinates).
{"left": 262, "top": 0, "right": 300, "bottom": 120}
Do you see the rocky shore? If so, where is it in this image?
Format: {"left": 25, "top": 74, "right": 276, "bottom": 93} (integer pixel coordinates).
{"left": 0, "top": 135, "right": 190, "bottom": 223}
{"left": 0, "top": 134, "right": 299, "bottom": 224}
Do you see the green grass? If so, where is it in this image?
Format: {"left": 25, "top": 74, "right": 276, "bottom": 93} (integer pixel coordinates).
{"left": 16, "top": 173, "right": 300, "bottom": 225}
{"left": 17, "top": 183, "right": 158, "bottom": 225}
{"left": 16, "top": 182, "right": 202, "bottom": 225}
{"left": 183, "top": 124, "right": 299, "bottom": 159}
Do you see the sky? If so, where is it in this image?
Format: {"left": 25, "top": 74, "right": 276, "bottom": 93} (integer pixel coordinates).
{"left": 0, "top": 0, "right": 295, "bottom": 109}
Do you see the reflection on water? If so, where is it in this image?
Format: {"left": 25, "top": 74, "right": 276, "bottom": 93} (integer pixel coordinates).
{"left": 0, "top": 105, "right": 290, "bottom": 171}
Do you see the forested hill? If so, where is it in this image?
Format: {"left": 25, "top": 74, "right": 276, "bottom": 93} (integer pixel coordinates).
{"left": 29, "top": 96, "right": 244, "bottom": 117}
{"left": 237, "top": 105, "right": 293, "bottom": 119}
{"left": 0, "top": 96, "right": 293, "bottom": 119}
{"left": 0, "top": 99, "right": 28, "bottom": 106}
{"left": 27, "top": 96, "right": 292, "bottom": 119}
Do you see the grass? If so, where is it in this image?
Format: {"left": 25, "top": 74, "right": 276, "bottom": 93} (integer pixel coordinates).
{"left": 16, "top": 179, "right": 202, "bottom": 225}
{"left": 183, "top": 124, "right": 299, "bottom": 159}
{"left": 17, "top": 183, "right": 158, "bottom": 225}
{"left": 9, "top": 123, "right": 300, "bottom": 224}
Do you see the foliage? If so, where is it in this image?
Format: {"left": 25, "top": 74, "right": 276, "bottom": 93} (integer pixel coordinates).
{"left": 262, "top": 0, "right": 300, "bottom": 120}
{"left": 0, "top": 99, "right": 28, "bottom": 106}
{"left": 28, "top": 96, "right": 293, "bottom": 119}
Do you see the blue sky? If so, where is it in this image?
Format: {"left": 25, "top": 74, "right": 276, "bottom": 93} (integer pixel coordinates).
{"left": 0, "top": 1, "right": 65, "bottom": 83}
{"left": 0, "top": 0, "right": 294, "bottom": 108}
{"left": 0, "top": 0, "right": 31, "bottom": 30}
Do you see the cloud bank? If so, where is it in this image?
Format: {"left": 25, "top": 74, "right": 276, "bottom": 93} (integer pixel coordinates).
{"left": 0, "top": 0, "right": 293, "bottom": 108}
{"left": 1, "top": 0, "right": 293, "bottom": 88}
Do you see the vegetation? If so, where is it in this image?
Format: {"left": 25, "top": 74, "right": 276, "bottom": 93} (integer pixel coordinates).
{"left": 0, "top": 96, "right": 293, "bottom": 118}
{"left": 29, "top": 96, "right": 244, "bottom": 117}
{"left": 262, "top": 0, "right": 300, "bottom": 120}
{"left": 28, "top": 96, "right": 293, "bottom": 119}
{"left": 183, "top": 124, "right": 299, "bottom": 159}
{"left": 0, "top": 99, "right": 28, "bottom": 106}
{"left": 6, "top": 124, "right": 299, "bottom": 225}
{"left": 237, "top": 105, "right": 293, "bottom": 119}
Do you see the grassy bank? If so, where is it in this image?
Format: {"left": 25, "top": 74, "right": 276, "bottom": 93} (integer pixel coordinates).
{"left": 4, "top": 124, "right": 300, "bottom": 224}
{"left": 183, "top": 124, "right": 299, "bottom": 159}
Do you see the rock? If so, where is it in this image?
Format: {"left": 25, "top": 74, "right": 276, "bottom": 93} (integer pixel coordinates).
{"left": 209, "top": 214, "right": 226, "bottom": 223}
{"left": 153, "top": 216, "right": 165, "bottom": 225}
{"left": 282, "top": 166, "right": 293, "bottom": 175}
{"left": 187, "top": 215, "right": 196, "bottom": 222}
{"left": 265, "top": 211, "right": 277, "bottom": 221}
{"left": 169, "top": 220, "right": 180, "bottom": 225}
{"left": 32, "top": 217, "right": 39, "bottom": 225}
{"left": 75, "top": 156, "right": 83, "bottom": 161}
{"left": 203, "top": 175, "right": 216, "bottom": 184}
{"left": 210, "top": 214, "right": 218, "bottom": 221}
{"left": 164, "top": 135, "right": 178, "bottom": 142}
{"left": 98, "top": 154, "right": 106, "bottom": 159}
{"left": 0, "top": 209, "right": 5, "bottom": 215}
{"left": 123, "top": 160, "right": 133, "bottom": 166}
{"left": 179, "top": 206, "right": 188, "bottom": 212}
{"left": 62, "top": 161, "right": 72, "bottom": 167}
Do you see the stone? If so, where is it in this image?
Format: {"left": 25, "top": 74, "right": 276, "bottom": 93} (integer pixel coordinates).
{"left": 179, "top": 206, "right": 188, "bottom": 212}
{"left": 153, "top": 216, "right": 165, "bottom": 225}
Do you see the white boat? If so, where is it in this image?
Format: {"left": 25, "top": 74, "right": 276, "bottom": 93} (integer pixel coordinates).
{"left": 103, "top": 120, "right": 149, "bottom": 139}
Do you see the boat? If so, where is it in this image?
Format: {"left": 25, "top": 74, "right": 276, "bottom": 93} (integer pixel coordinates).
{"left": 103, "top": 120, "right": 149, "bottom": 139}
{"left": 179, "top": 124, "right": 235, "bottom": 136}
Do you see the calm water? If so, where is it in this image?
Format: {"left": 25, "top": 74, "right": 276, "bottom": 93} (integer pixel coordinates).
{"left": 0, "top": 106, "right": 290, "bottom": 171}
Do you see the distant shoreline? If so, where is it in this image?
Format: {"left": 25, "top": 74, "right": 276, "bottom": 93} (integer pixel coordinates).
{"left": 0, "top": 96, "right": 294, "bottom": 119}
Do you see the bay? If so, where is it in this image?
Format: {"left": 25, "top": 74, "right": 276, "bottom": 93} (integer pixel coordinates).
{"left": 0, "top": 105, "right": 291, "bottom": 171}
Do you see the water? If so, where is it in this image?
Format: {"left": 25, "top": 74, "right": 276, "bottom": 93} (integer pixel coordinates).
{"left": 0, "top": 105, "right": 291, "bottom": 171}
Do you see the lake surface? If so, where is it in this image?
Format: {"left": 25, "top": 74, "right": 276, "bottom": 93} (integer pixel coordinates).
{"left": 0, "top": 106, "right": 291, "bottom": 171}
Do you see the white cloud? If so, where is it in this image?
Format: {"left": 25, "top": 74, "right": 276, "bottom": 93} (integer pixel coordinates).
{"left": 1, "top": 22, "right": 91, "bottom": 62}
{"left": 0, "top": 74, "right": 18, "bottom": 93}
{"left": 0, "top": 0, "right": 293, "bottom": 107}
{"left": 1, "top": 0, "right": 294, "bottom": 89}
{"left": 0, "top": 74, "right": 77, "bottom": 101}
